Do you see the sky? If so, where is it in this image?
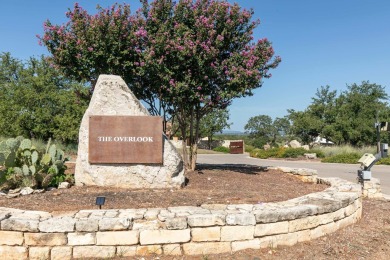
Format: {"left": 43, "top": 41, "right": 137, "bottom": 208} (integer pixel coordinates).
{"left": 1, "top": 0, "right": 390, "bottom": 132}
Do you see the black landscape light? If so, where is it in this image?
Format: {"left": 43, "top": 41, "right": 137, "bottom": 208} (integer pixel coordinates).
{"left": 96, "top": 196, "right": 106, "bottom": 209}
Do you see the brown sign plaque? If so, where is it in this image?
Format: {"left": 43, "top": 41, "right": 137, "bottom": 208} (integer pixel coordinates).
{"left": 89, "top": 116, "right": 163, "bottom": 164}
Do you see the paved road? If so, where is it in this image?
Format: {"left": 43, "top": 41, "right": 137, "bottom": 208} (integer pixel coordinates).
{"left": 197, "top": 153, "right": 390, "bottom": 194}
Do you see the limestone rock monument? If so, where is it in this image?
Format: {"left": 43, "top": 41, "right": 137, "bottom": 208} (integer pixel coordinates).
{"left": 75, "top": 75, "right": 185, "bottom": 188}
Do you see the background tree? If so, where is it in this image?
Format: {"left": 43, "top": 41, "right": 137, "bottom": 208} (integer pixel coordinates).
{"left": 288, "top": 82, "right": 390, "bottom": 146}
{"left": 0, "top": 52, "right": 89, "bottom": 144}
{"left": 199, "top": 109, "right": 231, "bottom": 149}
{"left": 244, "top": 115, "right": 289, "bottom": 147}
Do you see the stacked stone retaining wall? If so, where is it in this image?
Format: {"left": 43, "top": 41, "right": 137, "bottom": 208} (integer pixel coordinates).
{"left": 0, "top": 167, "right": 362, "bottom": 259}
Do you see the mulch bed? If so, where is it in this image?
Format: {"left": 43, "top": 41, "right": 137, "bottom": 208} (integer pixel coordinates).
{"left": 0, "top": 164, "right": 327, "bottom": 213}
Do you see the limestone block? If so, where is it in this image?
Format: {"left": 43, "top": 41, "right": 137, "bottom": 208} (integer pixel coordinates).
{"left": 75, "top": 219, "right": 99, "bottom": 232}
{"left": 133, "top": 220, "right": 162, "bottom": 231}
{"left": 201, "top": 204, "right": 227, "bottom": 211}
{"left": 0, "top": 231, "right": 23, "bottom": 245}
{"left": 226, "top": 204, "right": 254, "bottom": 212}
{"left": 24, "top": 233, "right": 67, "bottom": 246}
{"left": 99, "top": 217, "right": 132, "bottom": 231}
{"left": 116, "top": 246, "right": 137, "bottom": 257}
{"left": 140, "top": 229, "right": 190, "bottom": 245}
{"left": 310, "top": 222, "right": 338, "bottom": 239}
{"left": 254, "top": 204, "right": 317, "bottom": 223}
{"left": 259, "top": 235, "right": 278, "bottom": 249}
{"left": 67, "top": 232, "right": 96, "bottom": 245}
{"left": 39, "top": 217, "right": 75, "bottom": 232}
{"left": 29, "top": 246, "right": 50, "bottom": 260}
{"left": 273, "top": 232, "right": 299, "bottom": 246}
{"left": 326, "top": 208, "right": 346, "bottom": 222}
{"left": 254, "top": 221, "right": 289, "bottom": 237}
{"left": 231, "top": 239, "right": 261, "bottom": 252}
{"left": 288, "top": 215, "right": 321, "bottom": 232}
{"left": 51, "top": 246, "right": 72, "bottom": 260}
{"left": 182, "top": 242, "right": 231, "bottom": 255}
{"left": 104, "top": 210, "right": 119, "bottom": 218}
{"left": 144, "top": 208, "right": 162, "bottom": 220}
{"left": 96, "top": 231, "right": 139, "bottom": 245}
{"left": 73, "top": 246, "right": 116, "bottom": 258}
{"left": 10, "top": 210, "right": 51, "bottom": 221}
{"left": 1, "top": 218, "right": 39, "bottom": 232}
{"left": 74, "top": 74, "right": 185, "bottom": 189}
{"left": 296, "top": 229, "right": 312, "bottom": 243}
{"left": 165, "top": 217, "right": 187, "bottom": 230}
{"left": 163, "top": 244, "right": 182, "bottom": 255}
{"left": 0, "top": 246, "right": 27, "bottom": 260}
{"left": 89, "top": 211, "right": 105, "bottom": 218}
{"left": 191, "top": 227, "right": 221, "bottom": 242}
{"left": 226, "top": 213, "right": 256, "bottom": 226}
{"left": 0, "top": 212, "right": 11, "bottom": 222}
{"left": 74, "top": 211, "right": 92, "bottom": 219}
{"left": 300, "top": 197, "right": 342, "bottom": 214}
{"left": 158, "top": 209, "right": 176, "bottom": 221}
{"left": 187, "top": 213, "right": 226, "bottom": 227}
{"left": 221, "top": 226, "right": 254, "bottom": 241}
{"left": 136, "top": 245, "right": 163, "bottom": 255}
{"left": 118, "top": 209, "right": 146, "bottom": 219}
{"left": 167, "top": 206, "right": 210, "bottom": 215}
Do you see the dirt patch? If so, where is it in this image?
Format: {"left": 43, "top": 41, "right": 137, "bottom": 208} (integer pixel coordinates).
{"left": 0, "top": 164, "right": 326, "bottom": 213}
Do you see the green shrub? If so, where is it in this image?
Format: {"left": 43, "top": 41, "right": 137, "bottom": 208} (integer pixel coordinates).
{"left": 309, "top": 148, "right": 325, "bottom": 158}
{"left": 321, "top": 153, "right": 361, "bottom": 164}
{"left": 281, "top": 147, "right": 307, "bottom": 158}
{"left": 212, "top": 146, "right": 230, "bottom": 153}
{"left": 245, "top": 145, "right": 255, "bottom": 153}
{"left": 378, "top": 157, "right": 390, "bottom": 165}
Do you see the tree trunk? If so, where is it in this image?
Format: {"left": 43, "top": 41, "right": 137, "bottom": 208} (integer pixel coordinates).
{"left": 190, "top": 106, "right": 201, "bottom": 171}
{"left": 190, "top": 143, "right": 197, "bottom": 171}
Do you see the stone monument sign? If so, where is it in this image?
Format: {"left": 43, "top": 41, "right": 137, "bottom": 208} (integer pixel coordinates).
{"left": 75, "top": 75, "right": 185, "bottom": 188}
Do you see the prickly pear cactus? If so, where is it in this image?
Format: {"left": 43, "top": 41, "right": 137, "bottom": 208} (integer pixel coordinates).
{"left": 48, "top": 144, "right": 57, "bottom": 162}
{"left": 31, "top": 150, "right": 39, "bottom": 164}
{"left": 0, "top": 141, "right": 7, "bottom": 152}
{"left": 20, "top": 139, "right": 32, "bottom": 150}
{"left": 6, "top": 138, "right": 20, "bottom": 151}
{"left": 0, "top": 137, "right": 69, "bottom": 190}
{"left": 41, "top": 154, "right": 51, "bottom": 165}
{"left": 0, "top": 152, "right": 6, "bottom": 165}
{"left": 5, "top": 152, "right": 16, "bottom": 168}
{"left": 22, "top": 164, "right": 29, "bottom": 176}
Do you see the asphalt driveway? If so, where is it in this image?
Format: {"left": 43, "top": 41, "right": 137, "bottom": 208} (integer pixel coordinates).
{"left": 197, "top": 153, "right": 390, "bottom": 194}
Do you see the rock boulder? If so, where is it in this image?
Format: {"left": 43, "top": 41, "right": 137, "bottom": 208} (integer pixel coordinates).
{"left": 75, "top": 75, "right": 185, "bottom": 188}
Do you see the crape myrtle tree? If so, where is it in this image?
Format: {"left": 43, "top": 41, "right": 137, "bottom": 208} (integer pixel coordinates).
{"left": 38, "top": 3, "right": 148, "bottom": 96}
{"left": 142, "top": 0, "right": 280, "bottom": 169}
{"left": 39, "top": 0, "right": 280, "bottom": 170}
